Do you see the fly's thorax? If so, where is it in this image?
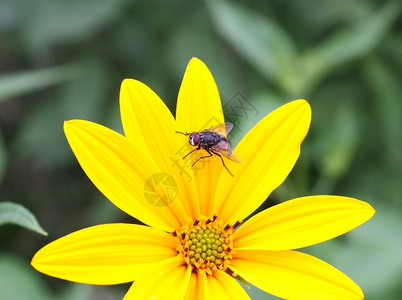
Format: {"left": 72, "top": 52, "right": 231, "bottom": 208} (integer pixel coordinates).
{"left": 199, "top": 131, "right": 221, "bottom": 147}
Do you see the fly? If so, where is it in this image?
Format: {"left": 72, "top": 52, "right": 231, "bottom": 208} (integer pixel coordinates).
{"left": 176, "top": 122, "right": 241, "bottom": 176}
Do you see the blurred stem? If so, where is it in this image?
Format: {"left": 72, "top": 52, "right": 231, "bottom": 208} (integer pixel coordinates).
{"left": 292, "top": 145, "right": 311, "bottom": 196}
{"left": 273, "top": 177, "right": 300, "bottom": 202}
{"left": 311, "top": 176, "right": 336, "bottom": 195}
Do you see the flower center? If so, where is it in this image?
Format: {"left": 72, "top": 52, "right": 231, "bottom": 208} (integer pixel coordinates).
{"left": 174, "top": 216, "right": 237, "bottom": 275}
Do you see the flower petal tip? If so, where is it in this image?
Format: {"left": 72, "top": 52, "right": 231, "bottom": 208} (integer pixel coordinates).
{"left": 30, "top": 253, "right": 44, "bottom": 273}
{"left": 121, "top": 78, "right": 139, "bottom": 88}
{"left": 350, "top": 198, "right": 376, "bottom": 221}
{"left": 63, "top": 119, "right": 89, "bottom": 136}
{"left": 363, "top": 201, "right": 376, "bottom": 219}
{"left": 286, "top": 99, "right": 311, "bottom": 125}
{"left": 295, "top": 98, "right": 311, "bottom": 112}
{"left": 63, "top": 119, "right": 75, "bottom": 133}
{"left": 189, "top": 57, "right": 202, "bottom": 64}
{"left": 187, "top": 57, "right": 209, "bottom": 71}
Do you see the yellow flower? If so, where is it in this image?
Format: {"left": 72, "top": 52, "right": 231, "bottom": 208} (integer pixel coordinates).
{"left": 32, "top": 58, "right": 375, "bottom": 299}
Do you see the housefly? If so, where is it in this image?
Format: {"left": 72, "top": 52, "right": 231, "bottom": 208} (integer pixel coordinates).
{"left": 176, "top": 122, "right": 241, "bottom": 176}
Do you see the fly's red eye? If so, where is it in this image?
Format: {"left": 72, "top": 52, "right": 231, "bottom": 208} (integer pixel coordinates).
{"left": 189, "top": 133, "right": 200, "bottom": 146}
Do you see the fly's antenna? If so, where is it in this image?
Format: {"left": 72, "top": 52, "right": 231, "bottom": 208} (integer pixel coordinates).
{"left": 176, "top": 131, "right": 189, "bottom": 135}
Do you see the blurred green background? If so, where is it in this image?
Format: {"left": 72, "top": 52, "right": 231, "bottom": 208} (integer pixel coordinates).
{"left": 0, "top": 0, "right": 401, "bottom": 299}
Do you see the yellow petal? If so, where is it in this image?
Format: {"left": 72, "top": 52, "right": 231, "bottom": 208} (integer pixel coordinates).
{"left": 234, "top": 195, "right": 375, "bottom": 250}
{"left": 231, "top": 250, "right": 364, "bottom": 300}
{"left": 120, "top": 79, "right": 199, "bottom": 221}
{"left": 184, "top": 270, "right": 209, "bottom": 300}
{"left": 183, "top": 270, "right": 250, "bottom": 300}
{"left": 64, "top": 119, "right": 182, "bottom": 231}
{"left": 31, "top": 224, "right": 177, "bottom": 285}
{"left": 184, "top": 272, "right": 202, "bottom": 300}
{"left": 214, "top": 100, "right": 311, "bottom": 224}
{"left": 176, "top": 57, "right": 225, "bottom": 216}
{"left": 207, "top": 270, "right": 251, "bottom": 299}
{"left": 124, "top": 256, "right": 191, "bottom": 299}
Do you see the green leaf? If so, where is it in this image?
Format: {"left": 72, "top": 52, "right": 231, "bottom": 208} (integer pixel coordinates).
{"left": 13, "top": 61, "right": 108, "bottom": 168}
{"left": 304, "top": 1, "right": 401, "bottom": 89}
{"left": 362, "top": 56, "right": 402, "bottom": 164}
{"left": 309, "top": 99, "right": 360, "bottom": 194}
{"left": 0, "top": 254, "right": 53, "bottom": 300}
{"left": 0, "top": 202, "right": 47, "bottom": 235}
{"left": 59, "top": 284, "right": 93, "bottom": 300}
{"left": 19, "top": 0, "right": 124, "bottom": 51}
{"left": 0, "top": 64, "right": 82, "bottom": 103}
{"left": 320, "top": 104, "right": 358, "bottom": 178}
{"left": 205, "top": 0, "right": 301, "bottom": 95}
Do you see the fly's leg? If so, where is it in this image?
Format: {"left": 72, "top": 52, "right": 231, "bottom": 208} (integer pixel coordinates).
{"left": 176, "top": 131, "right": 189, "bottom": 136}
{"left": 182, "top": 146, "right": 201, "bottom": 160}
{"left": 192, "top": 149, "right": 234, "bottom": 177}
{"left": 191, "top": 149, "right": 213, "bottom": 167}
{"left": 210, "top": 149, "right": 234, "bottom": 177}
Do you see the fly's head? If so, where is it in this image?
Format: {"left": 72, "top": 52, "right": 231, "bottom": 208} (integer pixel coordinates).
{"left": 189, "top": 132, "right": 201, "bottom": 146}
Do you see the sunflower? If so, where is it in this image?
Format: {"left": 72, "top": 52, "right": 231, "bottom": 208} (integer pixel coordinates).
{"left": 32, "top": 58, "right": 375, "bottom": 299}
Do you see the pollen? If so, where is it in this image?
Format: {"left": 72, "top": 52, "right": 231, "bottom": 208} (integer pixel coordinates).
{"left": 174, "top": 216, "right": 238, "bottom": 275}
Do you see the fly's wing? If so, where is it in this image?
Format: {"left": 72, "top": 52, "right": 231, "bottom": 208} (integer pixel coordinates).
{"left": 211, "top": 139, "right": 242, "bottom": 163}
{"left": 206, "top": 122, "right": 234, "bottom": 137}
